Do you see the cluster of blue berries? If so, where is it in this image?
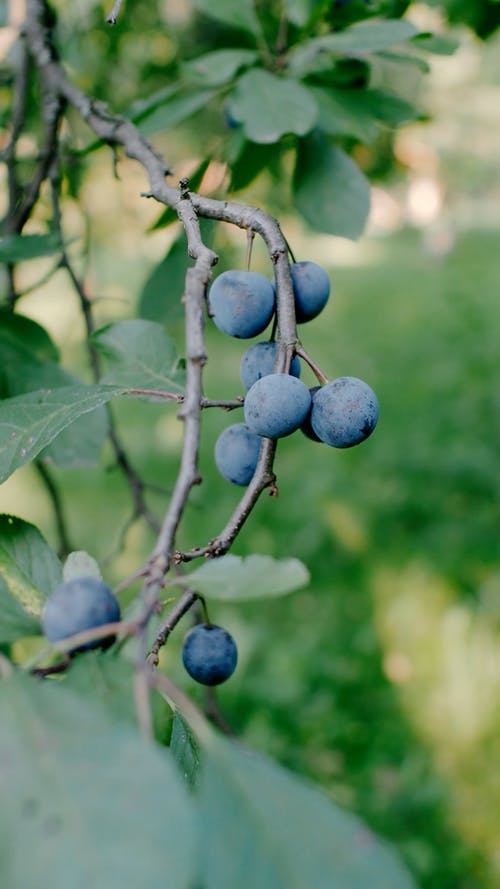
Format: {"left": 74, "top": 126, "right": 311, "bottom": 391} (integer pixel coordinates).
{"left": 210, "top": 261, "right": 379, "bottom": 487}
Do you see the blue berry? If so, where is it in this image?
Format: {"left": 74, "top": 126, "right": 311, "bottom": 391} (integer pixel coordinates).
{"left": 208, "top": 270, "right": 276, "bottom": 338}
{"left": 290, "top": 261, "right": 330, "bottom": 323}
{"left": 215, "top": 423, "right": 262, "bottom": 486}
{"left": 300, "top": 386, "right": 322, "bottom": 442}
{"left": 244, "top": 373, "right": 312, "bottom": 439}
{"left": 41, "top": 576, "right": 121, "bottom": 651}
{"left": 240, "top": 341, "right": 301, "bottom": 390}
{"left": 311, "top": 376, "right": 379, "bottom": 448}
{"left": 182, "top": 623, "right": 238, "bottom": 686}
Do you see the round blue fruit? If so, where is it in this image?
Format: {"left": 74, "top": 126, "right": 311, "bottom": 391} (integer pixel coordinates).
{"left": 311, "top": 376, "right": 379, "bottom": 448}
{"left": 215, "top": 423, "right": 262, "bottom": 486}
{"left": 300, "top": 386, "right": 322, "bottom": 442}
{"left": 41, "top": 576, "right": 121, "bottom": 651}
{"left": 240, "top": 341, "right": 301, "bottom": 390}
{"left": 208, "top": 270, "right": 276, "bottom": 338}
{"left": 290, "top": 261, "right": 330, "bottom": 323}
{"left": 182, "top": 623, "right": 238, "bottom": 686}
{"left": 244, "top": 373, "right": 312, "bottom": 439}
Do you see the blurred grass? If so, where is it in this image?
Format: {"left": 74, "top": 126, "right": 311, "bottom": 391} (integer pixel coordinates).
{"left": 3, "top": 224, "right": 499, "bottom": 887}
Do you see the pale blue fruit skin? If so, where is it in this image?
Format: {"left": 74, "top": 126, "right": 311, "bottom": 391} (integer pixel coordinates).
{"left": 290, "top": 261, "right": 331, "bottom": 323}
{"left": 182, "top": 623, "right": 238, "bottom": 686}
{"left": 215, "top": 423, "right": 262, "bottom": 485}
{"left": 244, "top": 373, "right": 312, "bottom": 439}
{"left": 240, "top": 341, "right": 301, "bottom": 390}
{"left": 42, "top": 576, "right": 121, "bottom": 651}
{"left": 208, "top": 270, "right": 276, "bottom": 338}
{"left": 311, "top": 376, "right": 379, "bottom": 448}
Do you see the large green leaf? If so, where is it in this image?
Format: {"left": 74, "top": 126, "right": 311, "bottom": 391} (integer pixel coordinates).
{"left": 228, "top": 69, "right": 317, "bottom": 144}
{"left": 198, "top": 735, "right": 417, "bottom": 889}
{"left": 92, "top": 320, "right": 185, "bottom": 393}
{"left": 178, "top": 554, "right": 310, "bottom": 601}
{"left": 310, "top": 86, "right": 419, "bottom": 143}
{"left": 0, "top": 384, "right": 125, "bottom": 483}
{"left": 0, "top": 515, "right": 62, "bottom": 613}
{"left": 294, "top": 131, "right": 370, "bottom": 239}
{"left": 0, "top": 233, "right": 62, "bottom": 262}
{"left": 192, "top": 0, "right": 261, "bottom": 36}
{"left": 0, "top": 673, "right": 196, "bottom": 889}
{"left": 184, "top": 49, "right": 258, "bottom": 86}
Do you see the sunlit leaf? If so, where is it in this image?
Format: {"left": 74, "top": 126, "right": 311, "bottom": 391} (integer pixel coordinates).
{"left": 184, "top": 49, "right": 258, "bottom": 86}
{"left": 179, "top": 554, "right": 310, "bottom": 601}
{"left": 0, "top": 515, "right": 61, "bottom": 632}
{"left": 192, "top": 0, "right": 261, "bottom": 36}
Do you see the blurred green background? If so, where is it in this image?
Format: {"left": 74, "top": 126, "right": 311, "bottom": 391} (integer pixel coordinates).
{"left": 1, "top": 3, "right": 500, "bottom": 888}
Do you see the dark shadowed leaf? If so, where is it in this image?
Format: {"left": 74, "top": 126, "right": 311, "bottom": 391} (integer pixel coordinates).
{"left": 198, "top": 734, "right": 418, "bottom": 889}
{"left": 0, "top": 311, "right": 59, "bottom": 363}
{"left": 0, "top": 385, "right": 125, "bottom": 483}
{"left": 0, "top": 673, "right": 196, "bottom": 889}
{"left": 92, "top": 320, "right": 185, "bottom": 393}
{"left": 228, "top": 69, "right": 317, "bottom": 144}
{"left": 0, "top": 514, "right": 62, "bottom": 602}
{"left": 310, "top": 86, "right": 419, "bottom": 142}
{"left": 294, "top": 131, "right": 370, "bottom": 239}
{"left": 178, "top": 554, "right": 310, "bottom": 601}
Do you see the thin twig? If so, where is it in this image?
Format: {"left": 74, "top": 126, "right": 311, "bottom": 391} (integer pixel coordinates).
{"left": 295, "top": 346, "right": 329, "bottom": 385}
{"left": 106, "top": 0, "right": 124, "bottom": 25}
{"left": 35, "top": 460, "right": 73, "bottom": 558}
{"left": 148, "top": 588, "right": 198, "bottom": 667}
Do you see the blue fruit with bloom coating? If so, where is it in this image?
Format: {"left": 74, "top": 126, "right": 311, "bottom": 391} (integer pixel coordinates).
{"left": 300, "top": 386, "right": 322, "bottom": 442}
{"left": 215, "top": 423, "right": 262, "bottom": 485}
{"left": 182, "top": 623, "right": 238, "bottom": 686}
{"left": 311, "top": 376, "right": 379, "bottom": 448}
{"left": 244, "top": 373, "right": 312, "bottom": 439}
{"left": 240, "top": 341, "right": 301, "bottom": 390}
{"left": 290, "top": 261, "right": 330, "bottom": 323}
{"left": 208, "top": 270, "right": 275, "bottom": 338}
{"left": 41, "top": 576, "right": 121, "bottom": 651}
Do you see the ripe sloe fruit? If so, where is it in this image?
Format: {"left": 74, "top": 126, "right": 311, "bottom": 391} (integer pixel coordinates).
{"left": 290, "top": 261, "right": 330, "bottom": 323}
{"left": 244, "top": 373, "right": 312, "bottom": 439}
{"left": 208, "top": 270, "right": 275, "bottom": 338}
{"left": 215, "top": 423, "right": 262, "bottom": 485}
{"left": 300, "top": 386, "right": 322, "bottom": 442}
{"left": 41, "top": 576, "right": 121, "bottom": 651}
{"left": 240, "top": 341, "right": 301, "bottom": 390}
{"left": 182, "top": 623, "right": 238, "bottom": 686}
{"left": 311, "top": 376, "right": 379, "bottom": 448}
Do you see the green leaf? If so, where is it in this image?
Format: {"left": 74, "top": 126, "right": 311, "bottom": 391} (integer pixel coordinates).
{"left": 140, "top": 219, "right": 214, "bottom": 322}
{"left": 0, "top": 515, "right": 62, "bottom": 623}
{"left": 0, "top": 233, "right": 62, "bottom": 263}
{"left": 284, "top": 0, "right": 323, "bottom": 27}
{"left": 170, "top": 711, "right": 201, "bottom": 789}
{"left": 192, "top": 0, "right": 261, "bottom": 36}
{"left": 0, "top": 673, "right": 196, "bottom": 889}
{"left": 0, "top": 311, "right": 59, "bottom": 363}
{"left": 0, "top": 384, "right": 125, "bottom": 483}
{"left": 62, "top": 656, "right": 138, "bottom": 726}
{"left": 179, "top": 554, "right": 310, "bottom": 601}
{"left": 184, "top": 49, "right": 258, "bottom": 86}
{"left": 0, "top": 331, "right": 108, "bottom": 468}
{"left": 198, "top": 735, "right": 417, "bottom": 889}
{"left": 288, "top": 18, "right": 419, "bottom": 75}
{"left": 411, "top": 32, "right": 459, "bottom": 56}
{"left": 229, "top": 69, "right": 317, "bottom": 144}
{"left": 139, "top": 89, "right": 216, "bottom": 137}
{"left": 294, "top": 130, "right": 370, "bottom": 239}
{"left": 63, "top": 551, "right": 103, "bottom": 582}
{"left": 92, "top": 320, "right": 185, "bottom": 393}
{"left": 309, "top": 86, "right": 419, "bottom": 143}
{"left": 0, "top": 576, "right": 41, "bottom": 642}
